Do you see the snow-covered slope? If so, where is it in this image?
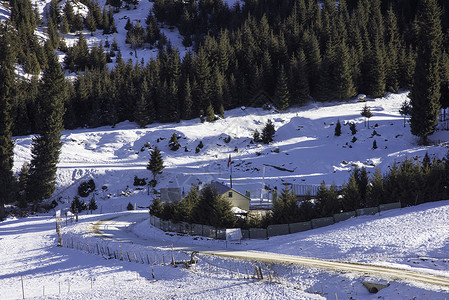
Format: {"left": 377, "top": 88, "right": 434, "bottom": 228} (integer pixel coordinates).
{"left": 12, "top": 91, "right": 449, "bottom": 212}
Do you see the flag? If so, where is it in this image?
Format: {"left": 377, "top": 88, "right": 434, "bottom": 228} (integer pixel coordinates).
{"left": 227, "top": 154, "right": 231, "bottom": 168}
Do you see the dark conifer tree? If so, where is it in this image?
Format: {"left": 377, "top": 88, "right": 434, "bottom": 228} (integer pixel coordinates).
{"left": 384, "top": 5, "right": 400, "bottom": 93}
{"left": 47, "top": 19, "right": 59, "bottom": 49}
{"left": 342, "top": 172, "right": 361, "bottom": 211}
{"left": 439, "top": 51, "right": 449, "bottom": 119}
{"left": 288, "top": 50, "right": 309, "bottom": 105}
{"left": 182, "top": 78, "right": 193, "bottom": 120}
{"left": 27, "top": 51, "right": 67, "bottom": 210}
{"left": 190, "top": 184, "right": 235, "bottom": 228}
{"left": 0, "top": 28, "right": 17, "bottom": 218}
{"left": 334, "top": 39, "right": 356, "bottom": 100}
{"left": 367, "top": 168, "right": 384, "bottom": 206}
{"left": 60, "top": 14, "right": 70, "bottom": 34}
{"left": 410, "top": 0, "right": 443, "bottom": 145}
{"left": 16, "top": 162, "right": 30, "bottom": 209}
{"left": 134, "top": 79, "right": 152, "bottom": 127}
{"left": 261, "top": 119, "right": 275, "bottom": 144}
{"left": 147, "top": 146, "right": 164, "bottom": 182}
{"left": 274, "top": 65, "right": 290, "bottom": 110}
{"left": 361, "top": 104, "right": 373, "bottom": 127}
{"left": 334, "top": 120, "right": 342, "bottom": 136}
{"left": 271, "top": 187, "right": 300, "bottom": 224}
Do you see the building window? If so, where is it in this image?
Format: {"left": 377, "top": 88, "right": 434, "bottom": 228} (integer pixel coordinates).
{"left": 228, "top": 192, "right": 233, "bottom": 198}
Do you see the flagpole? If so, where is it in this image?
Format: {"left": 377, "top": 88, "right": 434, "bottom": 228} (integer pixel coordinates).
{"left": 230, "top": 164, "right": 233, "bottom": 188}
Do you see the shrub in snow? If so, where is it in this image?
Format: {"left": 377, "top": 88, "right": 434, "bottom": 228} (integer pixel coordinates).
{"left": 133, "top": 176, "right": 147, "bottom": 186}
{"left": 169, "top": 133, "right": 180, "bottom": 151}
{"left": 350, "top": 122, "right": 357, "bottom": 135}
{"left": 127, "top": 202, "right": 134, "bottom": 210}
{"left": 373, "top": 140, "right": 378, "bottom": 149}
{"left": 78, "top": 179, "right": 96, "bottom": 197}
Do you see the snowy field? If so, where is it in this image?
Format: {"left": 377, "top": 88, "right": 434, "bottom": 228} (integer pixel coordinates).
{"left": 2, "top": 93, "right": 449, "bottom": 299}
{"left": 2, "top": 201, "right": 449, "bottom": 299}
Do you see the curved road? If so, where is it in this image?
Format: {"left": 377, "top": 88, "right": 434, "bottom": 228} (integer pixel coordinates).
{"left": 91, "top": 211, "right": 449, "bottom": 290}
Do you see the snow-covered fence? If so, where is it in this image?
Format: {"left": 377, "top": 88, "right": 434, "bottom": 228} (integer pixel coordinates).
{"left": 149, "top": 202, "right": 401, "bottom": 240}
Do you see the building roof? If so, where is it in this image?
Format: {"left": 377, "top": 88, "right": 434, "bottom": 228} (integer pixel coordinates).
{"left": 210, "top": 181, "right": 250, "bottom": 200}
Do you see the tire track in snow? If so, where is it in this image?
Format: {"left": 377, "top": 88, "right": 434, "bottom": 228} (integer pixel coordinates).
{"left": 90, "top": 212, "right": 449, "bottom": 290}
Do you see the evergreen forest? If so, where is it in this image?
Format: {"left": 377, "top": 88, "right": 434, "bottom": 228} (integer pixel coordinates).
{"left": 1, "top": 0, "right": 449, "bottom": 135}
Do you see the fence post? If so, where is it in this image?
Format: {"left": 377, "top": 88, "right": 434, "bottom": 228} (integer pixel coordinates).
{"left": 21, "top": 274, "right": 25, "bottom": 299}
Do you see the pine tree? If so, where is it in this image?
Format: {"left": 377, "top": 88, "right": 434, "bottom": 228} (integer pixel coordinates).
{"left": 342, "top": 172, "right": 361, "bottom": 211}
{"left": 334, "top": 120, "right": 342, "bottom": 136}
{"left": 367, "top": 168, "right": 384, "bottom": 206}
{"left": 16, "top": 162, "right": 30, "bottom": 209}
{"left": 410, "top": 0, "right": 443, "bottom": 145}
{"left": 399, "top": 100, "right": 412, "bottom": 127}
{"left": 361, "top": 104, "right": 373, "bottom": 128}
{"left": 274, "top": 65, "right": 290, "bottom": 110}
{"left": 271, "top": 187, "right": 300, "bottom": 224}
{"left": 60, "top": 14, "right": 70, "bottom": 34}
{"left": 334, "top": 39, "right": 356, "bottom": 100}
{"left": 315, "top": 181, "right": 340, "bottom": 217}
{"left": 27, "top": 51, "right": 67, "bottom": 210}
{"left": 150, "top": 197, "right": 163, "bottom": 217}
{"left": 47, "top": 19, "right": 59, "bottom": 50}
{"left": 134, "top": 79, "right": 152, "bottom": 127}
{"left": 190, "top": 184, "right": 235, "bottom": 228}
{"left": 0, "top": 28, "right": 17, "bottom": 219}
{"left": 88, "top": 196, "right": 98, "bottom": 211}
{"left": 147, "top": 146, "right": 164, "bottom": 182}
{"left": 182, "top": 78, "right": 193, "bottom": 119}
{"left": 261, "top": 119, "right": 275, "bottom": 144}
{"left": 206, "top": 102, "right": 215, "bottom": 122}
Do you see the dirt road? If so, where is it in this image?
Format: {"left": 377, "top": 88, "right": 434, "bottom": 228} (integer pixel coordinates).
{"left": 91, "top": 212, "right": 449, "bottom": 290}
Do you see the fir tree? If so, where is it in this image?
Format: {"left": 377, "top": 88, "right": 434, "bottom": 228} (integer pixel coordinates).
{"left": 334, "top": 120, "right": 342, "bottom": 136}
{"left": 0, "top": 28, "right": 17, "bottom": 219}
{"left": 206, "top": 103, "right": 215, "bottom": 122}
{"left": 410, "top": 0, "right": 443, "bottom": 145}
{"left": 150, "top": 197, "right": 163, "bottom": 217}
{"left": 190, "top": 184, "right": 235, "bottom": 228}
{"left": 274, "top": 65, "right": 290, "bottom": 110}
{"left": 271, "top": 187, "right": 300, "bottom": 224}
{"left": 27, "top": 51, "right": 67, "bottom": 210}
{"left": 399, "top": 100, "right": 412, "bottom": 127}
{"left": 367, "top": 168, "right": 384, "bottom": 206}
{"left": 147, "top": 146, "right": 164, "bottom": 182}
{"left": 361, "top": 104, "right": 373, "bottom": 128}
{"left": 342, "top": 172, "right": 361, "bottom": 211}
{"left": 88, "top": 196, "right": 98, "bottom": 211}
{"left": 16, "top": 162, "right": 30, "bottom": 209}
{"left": 60, "top": 14, "right": 70, "bottom": 34}
{"left": 261, "top": 119, "right": 275, "bottom": 144}
{"left": 315, "top": 182, "right": 340, "bottom": 217}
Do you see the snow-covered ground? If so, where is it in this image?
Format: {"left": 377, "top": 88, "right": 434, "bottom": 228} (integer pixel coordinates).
{"left": 3, "top": 93, "right": 449, "bottom": 299}
{"left": 2, "top": 201, "right": 449, "bottom": 299}
{"left": 12, "top": 91, "right": 449, "bottom": 208}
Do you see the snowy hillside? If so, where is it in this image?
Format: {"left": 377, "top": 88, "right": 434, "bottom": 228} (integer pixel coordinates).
{"left": 12, "top": 91, "right": 449, "bottom": 211}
